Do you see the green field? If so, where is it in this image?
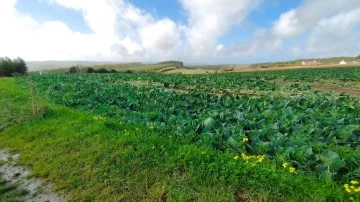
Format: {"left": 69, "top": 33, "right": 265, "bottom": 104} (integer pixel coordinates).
{"left": 0, "top": 67, "right": 360, "bottom": 201}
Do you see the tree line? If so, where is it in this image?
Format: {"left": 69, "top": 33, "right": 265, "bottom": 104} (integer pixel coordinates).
{"left": 0, "top": 57, "right": 28, "bottom": 77}
{"left": 68, "top": 66, "right": 118, "bottom": 74}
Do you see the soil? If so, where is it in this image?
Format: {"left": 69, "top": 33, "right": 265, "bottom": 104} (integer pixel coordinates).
{"left": 311, "top": 84, "right": 360, "bottom": 97}
{"left": 0, "top": 149, "right": 66, "bottom": 202}
{"left": 268, "top": 79, "right": 360, "bottom": 97}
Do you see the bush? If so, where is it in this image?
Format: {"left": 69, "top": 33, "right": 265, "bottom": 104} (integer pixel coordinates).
{"left": 0, "top": 57, "right": 28, "bottom": 77}
{"left": 69, "top": 66, "right": 80, "bottom": 73}
{"left": 85, "top": 67, "right": 117, "bottom": 74}
{"left": 96, "top": 68, "right": 109, "bottom": 73}
{"left": 86, "top": 68, "right": 95, "bottom": 73}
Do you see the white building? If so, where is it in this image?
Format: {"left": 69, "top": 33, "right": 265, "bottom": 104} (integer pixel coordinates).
{"left": 339, "top": 60, "right": 347, "bottom": 65}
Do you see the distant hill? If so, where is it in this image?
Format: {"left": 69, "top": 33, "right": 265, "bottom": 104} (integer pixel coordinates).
{"left": 294, "top": 57, "right": 358, "bottom": 64}
{"left": 26, "top": 56, "right": 360, "bottom": 72}
{"left": 27, "top": 60, "right": 186, "bottom": 74}
{"left": 26, "top": 61, "right": 143, "bottom": 71}
{"left": 250, "top": 56, "right": 359, "bottom": 68}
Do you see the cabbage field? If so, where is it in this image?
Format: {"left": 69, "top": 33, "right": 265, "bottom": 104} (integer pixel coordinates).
{"left": 29, "top": 67, "right": 360, "bottom": 193}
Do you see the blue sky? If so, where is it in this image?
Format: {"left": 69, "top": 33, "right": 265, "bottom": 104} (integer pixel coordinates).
{"left": 1, "top": 0, "right": 359, "bottom": 64}
{"left": 16, "top": 0, "right": 91, "bottom": 33}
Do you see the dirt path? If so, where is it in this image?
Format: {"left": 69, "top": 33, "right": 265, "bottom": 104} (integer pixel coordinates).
{"left": 268, "top": 79, "right": 360, "bottom": 97}
{"left": 311, "top": 84, "right": 360, "bottom": 97}
{"left": 0, "top": 149, "right": 66, "bottom": 202}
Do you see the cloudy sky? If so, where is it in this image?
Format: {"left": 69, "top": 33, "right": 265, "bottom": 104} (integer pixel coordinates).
{"left": 0, "top": 0, "right": 359, "bottom": 64}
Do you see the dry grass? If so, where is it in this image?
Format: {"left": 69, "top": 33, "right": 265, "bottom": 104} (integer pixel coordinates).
{"left": 165, "top": 68, "right": 217, "bottom": 74}
{"left": 156, "top": 67, "right": 178, "bottom": 73}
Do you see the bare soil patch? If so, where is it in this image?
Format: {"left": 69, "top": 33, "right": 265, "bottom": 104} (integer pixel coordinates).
{"left": 0, "top": 149, "right": 66, "bottom": 202}
{"left": 269, "top": 79, "right": 360, "bottom": 97}
{"left": 312, "top": 84, "right": 360, "bottom": 97}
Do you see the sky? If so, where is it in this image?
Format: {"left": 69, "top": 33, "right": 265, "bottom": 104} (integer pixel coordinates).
{"left": 0, "top": 0, "right": 359, "bottom": 64}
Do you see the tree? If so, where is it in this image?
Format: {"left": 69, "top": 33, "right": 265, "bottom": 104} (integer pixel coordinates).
{"left": 13, "top": 57, "right": 28, "bottom": 74}
{"left": 356, "top": 55, "right": 360, "bottom": 60}
{"left": 0, "top": 57, "right": 13, "bottom": 77}
{"left": 0, "top": 57, "right": 27, "bottom": 77}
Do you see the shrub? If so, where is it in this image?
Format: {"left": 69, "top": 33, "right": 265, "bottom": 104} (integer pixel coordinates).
{"left": 69, "top": 66, "right": 80, "bottom": 73}
{"left": 96, "top": 68, "right": 109, "bottom": 73}
{"left": 86, "top": 67, "right": 95, "bottom": 73}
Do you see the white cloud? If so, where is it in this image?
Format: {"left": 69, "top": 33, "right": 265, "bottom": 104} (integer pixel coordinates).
{"left": 0, "top": 0, "right": 181, "bottom": 62}
{"left": 1, "top": 0, "right": 359, "bottom": 64}
{"left": 221, "top": 0, "right": 360, "bottom": 60}
{"left": 140, "top": 18, "right": 180, "bottom": 57}
{"left": 48, "top": 0, "right": 118, "bottom": 38}
{"left": 216, "top": 44, "right": 223, "bottom": 52}
{"left": 179, "top": 0, "right": 262, "bottom": 57}
{"left": 272, "top": 9, "right": 299, "bottom": 38}
{"left": 307, "top": 8, "right": 360, "bottom": 56}
{"left": 272, "top": 0, "right": 360, "bottom": 38}
{"left": 218, "top": 29, "right": 284, "bottom": 57}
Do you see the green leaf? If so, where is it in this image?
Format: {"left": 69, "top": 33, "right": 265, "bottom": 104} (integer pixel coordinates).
{"left": 319, "top": 150, "right": 345, "bottom": 172}
{"left": 203, "top": 117, "right": 214, "bottom": 128}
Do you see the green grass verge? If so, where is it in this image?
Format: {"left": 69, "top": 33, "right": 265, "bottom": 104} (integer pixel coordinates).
{"left": 0, "top": 77, "right": 349, "bottom": 201}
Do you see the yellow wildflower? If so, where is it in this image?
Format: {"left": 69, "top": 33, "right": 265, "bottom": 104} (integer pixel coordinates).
{"left": 354, "top": 188, "right": 360, "bottom": 192}
{"left": 289, "top": 167, "right": 296, "bottom": 173}
{"left": 257, "top": 155, "right": 265, "bottom": 163}
{"left": 344, "top": 184, "right": 349, "bottom": 188}
{"left": 350, "top": 180, "right": 359, "bottom": 185}
{"left": 346, "top": 188, "right": 352, "bottom": 193}
{"left": 242, "top": 137, "right": 249, "bottom": 143}
{"left": 234, "top": 155, "right": 240, "bottom": 160}
{"left": 282, "top": 163, "right": 289, "bottom": 169}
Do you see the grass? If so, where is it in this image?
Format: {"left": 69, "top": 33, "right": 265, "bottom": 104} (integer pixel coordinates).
{"left": 0, "top": 177, "right": 28, "bottom": 202}
{"left": 0, "top": 77, "right": 349, "bottom": 201}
